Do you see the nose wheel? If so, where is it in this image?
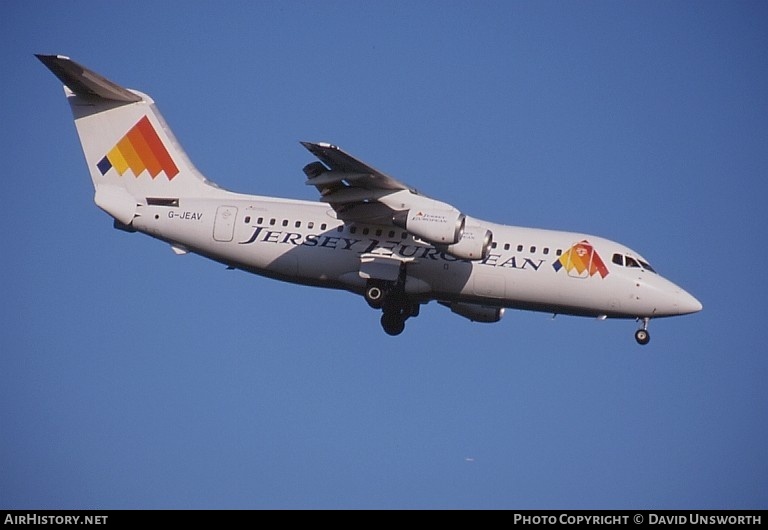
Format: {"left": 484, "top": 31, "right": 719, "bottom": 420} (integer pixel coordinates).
{"left": 635, "top": 318, "right": 650, "bottom": 345}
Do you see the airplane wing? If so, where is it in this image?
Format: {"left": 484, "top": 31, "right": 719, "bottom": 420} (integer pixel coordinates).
{"left": 301, "top": 142, "right": 412, "bottom": 195}
{"left": 300, "top": 141, "right": 492, "bottom": 261}
{"left": 301, "top": 141, "right": 437, "bottom": 226}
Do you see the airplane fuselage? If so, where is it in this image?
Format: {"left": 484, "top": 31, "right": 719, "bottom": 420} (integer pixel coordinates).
{"left": 130, "top": 194, "right": 700, "bottom": 321}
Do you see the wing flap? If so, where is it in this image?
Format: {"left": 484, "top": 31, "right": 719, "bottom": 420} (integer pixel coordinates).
{"left": 320, "top": 187, "right": 393, "bottom": 204}
{"left": 305, "top": 171, "right": 375, "bottom": 187}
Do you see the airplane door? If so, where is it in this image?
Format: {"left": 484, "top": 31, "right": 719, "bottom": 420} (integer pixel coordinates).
{"left": 213, "top": 206, "right": 238, "bottom": 242}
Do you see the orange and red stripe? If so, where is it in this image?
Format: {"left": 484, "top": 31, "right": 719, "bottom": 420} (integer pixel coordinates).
{"left": 97, "top": 116, "right": 179, "bottom": 180}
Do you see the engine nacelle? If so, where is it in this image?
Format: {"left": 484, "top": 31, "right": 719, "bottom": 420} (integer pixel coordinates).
{"left": 393, "top": 208, "right": 465, "bottom": 245}
{"left": 443, "top": 302, "right": 505, "bottom": 323}
{"left": 439, "top": 226, "right": 493, "bottom": 261}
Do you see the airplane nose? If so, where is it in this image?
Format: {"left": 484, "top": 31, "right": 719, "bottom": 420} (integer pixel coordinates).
{"left": 676, "top": 290, "right": 703, "bottom": 315}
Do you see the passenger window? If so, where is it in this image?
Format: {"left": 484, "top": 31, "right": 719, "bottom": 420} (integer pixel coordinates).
{"left": 401, "top": 232, "right": 407, "bottom": 239}
{"left": 350, "top": 226, "right": 357, "bottom": 234}
{"left": 389, "top": 230, "right": 395, "bottom": 238}
{"left": 244, "top": 216, "right": 251, "bottom": 224}
{"left": 282, "top": 219, "right": 288, "bottom": 227}
{"left": 612, "top": 253, "right": 624, "bottom": 266}
{"left": 503, "top": 243, "right": 510, "bottom": 250}
{"left": 492, "top": 242, "right": 498, "bottom": 249}
{"left": 517, "top": 245, "right": 523, "bottom": 252}
{"left": 375, "top": 229, "right": 382, "bottom": 236}
{"left": 543, "top": 248, "right": 549, "bottom": 255}
{"left": 308, "top": 221, "right": 314, "bottom": 229}
{"left": 257, "top": 217, "right": 263, "bottom": 224}
{"left": 337, "top": 225, "right": 343, "bottom": 232}
{"left": 363, "top": 228, "right": 370, "bottom": 235}
{"left": 556, "top": 249, "right": 562, "bottom": 256}
{"left": 295, "top": 221, "right": 301, "bottom": 228}
{"left": 530, "top": 246, "right": 536, "bottom": 253}
{"left": 269, "top": 218, "right": 276, "bottom": 226}
{"left": 321, "top": 223, "right": 327, "bottom": 230}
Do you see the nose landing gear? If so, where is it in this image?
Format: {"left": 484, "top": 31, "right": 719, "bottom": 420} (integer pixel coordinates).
{"left": 635, "top": 317, "right": 650, "bottom": 345}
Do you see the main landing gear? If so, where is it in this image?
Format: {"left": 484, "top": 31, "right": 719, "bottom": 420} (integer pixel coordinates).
{"left": 365, "top": 279, "right": 419, "bottom": 336}
{"left": 635, "top": 317, "right": 651, "bottom": 345}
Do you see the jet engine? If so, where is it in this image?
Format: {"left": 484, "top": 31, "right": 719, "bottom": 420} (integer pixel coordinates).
{"left": 393, "top": 209, "right": 465, "bottom": 245}
{"left": 439, "top": 226, "right": 493, "bottom": 261}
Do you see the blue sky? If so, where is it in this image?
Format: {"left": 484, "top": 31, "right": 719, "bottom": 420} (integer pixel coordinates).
{"left": 1, "top": 1, "right": 766, "bottom": 509}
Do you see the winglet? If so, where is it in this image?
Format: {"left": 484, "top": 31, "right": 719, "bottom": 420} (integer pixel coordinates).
{"left": 35, "top": 54, "right": 142, "bottom": 103}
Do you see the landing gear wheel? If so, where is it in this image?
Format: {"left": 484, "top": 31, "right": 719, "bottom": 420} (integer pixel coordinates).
{"left": 635, "top": 317, "right": 651, "bottom": 345}
{"left": 381, "top": 313, "right": 406, "bottom": 336}
{"left": 365, "top": 284, "right": 385, "bottom": 309}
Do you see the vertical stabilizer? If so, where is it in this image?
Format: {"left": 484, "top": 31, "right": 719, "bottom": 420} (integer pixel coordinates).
{"left": 37, "top": 54, "right": 222, "bottom": 206}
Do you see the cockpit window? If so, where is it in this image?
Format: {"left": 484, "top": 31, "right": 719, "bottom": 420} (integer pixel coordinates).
{"left": 639, "top": 260, "right": 656, "bottom": 273}
{"left": 613, "top": 252, "right": 657, "bottom": 273}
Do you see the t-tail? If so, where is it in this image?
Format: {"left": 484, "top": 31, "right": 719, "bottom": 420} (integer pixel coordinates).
{"left": 36, "top": 54, "right": 225, "bottom": 225}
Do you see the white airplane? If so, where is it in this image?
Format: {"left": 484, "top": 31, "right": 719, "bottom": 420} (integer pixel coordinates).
{"left": 38, "top": 54, "right": 702, "bottom": 344}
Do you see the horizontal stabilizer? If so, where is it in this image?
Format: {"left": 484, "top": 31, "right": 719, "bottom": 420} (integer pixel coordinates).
{"left": 35, "top": 54, "right": 141, "bottom": 103}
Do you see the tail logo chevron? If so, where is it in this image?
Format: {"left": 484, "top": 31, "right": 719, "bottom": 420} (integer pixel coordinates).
{"left": 97, "top": 116, "right": 179, "bottom": 180}
{"left": 553, "top": 240, "right": 610, "bottom": 278}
